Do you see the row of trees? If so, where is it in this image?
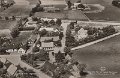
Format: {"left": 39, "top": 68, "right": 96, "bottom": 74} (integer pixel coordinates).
{"left": 66, "top": 22, "right": 117, "bottom": 47}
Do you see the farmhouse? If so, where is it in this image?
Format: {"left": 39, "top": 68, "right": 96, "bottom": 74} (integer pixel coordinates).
{"left": 25, "top": 21, "right": 37, "bottom": 27}
{"left": 39, "top": 27, "right": 58, "bottom": 32}
{"left": 41, "top": 0, "right": 66, "bottom": 6}
{"left": 7, "top": 64, "right": 17, "bottom": 76}
{"left": 18, "top": 48, "right": 26, "bottom": 54}
{"left": 40, "top": 36, "right": 59, "bottom": 42}
{"left": 41, "top": 42, "right": 54, "bottom": 51}
{"left": 75, "top": 28, "right": 88, "bottom": 41}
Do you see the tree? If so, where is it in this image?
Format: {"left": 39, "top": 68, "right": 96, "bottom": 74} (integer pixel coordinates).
{"left": 102, "top": 25, "right": 116, "bottom": 36}
{"left": 75, "top": 25, "right": 81, "bottom": 32}
{"left": 40, "top": 29, "right": 47, "bottom": 36}
{"left": 32, "top": 46, "right": 39, "bottom": 52}
{"left": 67, "top": 0, "right": 72, "bottom": 9}
{"left": 69, "top": 22, "right": 74, "bottom": 29}
{"left": 66, "top": 26, "right": 71, "bottom": 37}
{"left": 59, "top": 32, "right": 64, "bottom": 40}
{"left": 64, "top": 47, "right": 71, "bottom": 54}
{"left": 55, "top": 51, "right": 65, "bottom": 63}
{"left": 56, "top": 19, "right": 62, "bottom": 26}
{"left": 10, "top": 27, "right": 20, "bottom": 38}
{"left": 0, "top": 61, "right": 3, "bottom": 68}
{"left": 49, "top": 20, "right": 55, "bottom": 25}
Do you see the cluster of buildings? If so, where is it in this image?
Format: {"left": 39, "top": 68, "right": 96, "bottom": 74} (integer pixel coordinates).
{"left": 0, "top": 56, "right": 38, "bottom": 78}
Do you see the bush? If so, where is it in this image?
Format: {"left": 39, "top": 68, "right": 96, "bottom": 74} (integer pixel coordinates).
{"left": 56, "top": 19, "right": 62, "bottom": 26}
{"left": 10, "top": 27, "right": 20, "bottom": 38}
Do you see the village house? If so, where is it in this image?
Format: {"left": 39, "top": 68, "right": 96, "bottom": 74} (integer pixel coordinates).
{"left": 18, "top": 48, "right": 26, "bottom": 54}
{"left": 39, "top": 27, "right": 59, "bottom": 32}
{"left": 0, "top": 57, "right": 7, "bottom": 64}
{"left": 6, "top": 49, "right": 18, "bottom": 53}
{"left": 40, "top": 36, "right": 59, "bottom": 42}
{"left": 5, "top": 44, "right": 19, "bottom": 53}
{"left": 41, "top": 42, "right": 54, "bottom": 51}
{"left": 7, "top": 64, "right": 18, "bottom": 76}
{"left": 0, "top": 57, "right": 19, "bottom": 76}
{"left": 25, "top": 21, "right": 37, "bottom": 27}
{"left": 74, "top": 28, "right": 88, "bottom": 41}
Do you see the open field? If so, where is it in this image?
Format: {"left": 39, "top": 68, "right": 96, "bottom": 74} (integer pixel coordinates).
{"left": 81, "top": 0, "right": 120, "bottom": 22}
{"left": 26, "top": 0, "right": 39, "bottom": 5}
{"left": 0, "top": 5, "right": 32, "bottom": 16}
{"left": 72, "top": 34, "right": 120, "bottom": 78}
{"left": 35, "top": 10, "right": 89, "bottom": 21}
{"left": 0, "top": 20, "right": 16, "bottom": 29}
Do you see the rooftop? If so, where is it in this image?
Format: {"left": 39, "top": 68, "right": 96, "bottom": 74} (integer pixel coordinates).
{"left": 41, "top": 42, "right": 54, "bottom": 48}
{"left": 40, "top": 36, "right": 59, "bottom": 42}
{"left": 7, "top": 64, "right": 17, "bottom": 75}
{"left": 41, "top": 0, "right": 66, "bottom": 5}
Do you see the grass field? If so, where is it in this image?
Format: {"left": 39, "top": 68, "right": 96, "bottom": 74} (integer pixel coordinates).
{"left": 0, "top": 20, "right": 16, "bottom": 29}
{"left": 0, "top": 5, "right": 32, "bottom": 16}
{"left": 26, "top": 0, "right": 39, "bottom": 5}
{"left": 72, "top": 34, "right": 120, "bottom": 78}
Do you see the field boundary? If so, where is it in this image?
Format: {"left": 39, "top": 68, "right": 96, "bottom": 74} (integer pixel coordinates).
{"left": 71, "top": 32, "right": 120, "bottom": 51}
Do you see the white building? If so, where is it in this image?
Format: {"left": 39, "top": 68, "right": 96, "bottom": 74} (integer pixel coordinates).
{"left": 7, "top": 64, "right": 17, "bottom": 76}
{"left": 6, "top": 49, "right": 18, "bottom": 53}
{"left": 41, "top": 42, "right": 54, "bottom": 51}
{"left": 75, "top": 28, "right": 88, "bottom": 41}
{"left": 39, "top": 27, "right": 58, "bottom": 32}
{"left": 18, "top": 48, "right": 26, "bottom": 54}
{"left": 25, "top": 21, "right": 37, "bottom": 27}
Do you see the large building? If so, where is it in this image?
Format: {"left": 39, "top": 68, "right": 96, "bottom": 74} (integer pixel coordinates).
{"left": 40, "top": 0, "right": 66, "bottom": 6}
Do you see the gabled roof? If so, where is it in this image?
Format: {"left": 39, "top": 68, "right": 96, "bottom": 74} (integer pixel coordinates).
{"left": 41, "top": 42, "right": 54, "bottom": 47}
{"left": 41, "top": 0, "right": 66, "bottom": 5}
{"left": 0, "top": 57, "right": 7, "bottom": 64}
{"left": 7, "top": 64, "right": 17, "bottom": 75}
{"left": 40, "top": 36, "right": 59, "bottom": 42}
